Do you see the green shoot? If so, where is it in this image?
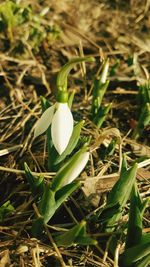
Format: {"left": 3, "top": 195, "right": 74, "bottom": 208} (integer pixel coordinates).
{"left": 99, "top": 156, "right": 138, "bottom": 232}
{"left": 0, "top": 201, "right": 15, "bottom": 222}
{"left": 91, "top": 59, "right": 109, "bottom": 117}
{"left": 93, "top": 103, "right": 112, "bottom": 128}
{"left": 125, "top": 183, "right": 149, "bottom": 249}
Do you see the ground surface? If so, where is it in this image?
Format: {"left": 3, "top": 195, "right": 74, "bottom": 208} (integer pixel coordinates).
{"left": 0, "top": 1, "right": 150, "bottom": 266}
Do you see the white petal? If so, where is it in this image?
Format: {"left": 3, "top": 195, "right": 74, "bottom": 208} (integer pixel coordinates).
{"left": 51, "top": 103, "right": 73, "bottom": 155}
{"left": 61, "top": 152, "right": 89, "bottom": 186}
{"left": 34, "top": 105, "right": 55, "bottom": 139}
{"left": 100, "top": 60, "right": 109, "bottom": 84}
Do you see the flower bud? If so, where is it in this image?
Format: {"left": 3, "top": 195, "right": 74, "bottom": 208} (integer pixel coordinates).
{"left": 100, "top": 58, "right": 109, "bottom": 84}
{"left": 51, "top": 148, "right": 89, "bottom": 191}
{"left": 61, "top": 151, "right": 89, "bottom": 187}
{"left": 34, "top": 102, "right": 74, "bottom": 155}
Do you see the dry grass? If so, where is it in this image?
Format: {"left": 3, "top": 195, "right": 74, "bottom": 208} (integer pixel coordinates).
{"left": 0, "top": 0, "right": 150, "bottom": 266}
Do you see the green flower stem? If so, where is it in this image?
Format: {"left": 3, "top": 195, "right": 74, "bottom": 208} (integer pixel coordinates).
{"left": 56, "top": 90, "right": 69, "bottom": 103}
{"left": 56, "top": 57, "right": 94, "bottom": 103}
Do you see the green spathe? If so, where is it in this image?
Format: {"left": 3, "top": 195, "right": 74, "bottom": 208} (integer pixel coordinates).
{"left": 51, "top": 147, "right": 89, "bottom": 191}
{"left": 56, "top": 56, "right": 95, "bottom": 95}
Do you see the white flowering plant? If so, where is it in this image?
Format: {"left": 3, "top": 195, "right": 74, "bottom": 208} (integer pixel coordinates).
{"left": 24, "top": 57, "right": 95, "bottom": 239}
{"left": 25, "top": 144, "right": 90, "bottom": 237}
{"left": 34, "top": 57, "right": 94, "bottom": 170}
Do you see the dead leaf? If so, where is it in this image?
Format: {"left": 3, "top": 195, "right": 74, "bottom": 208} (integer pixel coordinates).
{"left": 0, "top": 250, "right": 11, "bottom": 267}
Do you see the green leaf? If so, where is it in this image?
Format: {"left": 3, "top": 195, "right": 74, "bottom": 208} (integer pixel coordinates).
{"left": 38, "top": 181, "right": 80, "bottom": 224}
{"left": 120, "top": 241, "right": 150, "bottom": 267}
{"left": 98, "top": 202, "right": 121, "bottom": 223}
{"left": 0, "top": 0, "right": 20, "bottom": 41}
{"left": 91, "top": 80, "right": 109, "bottom": 116}
{"left": 54, "top": 120, "right": 84, "bottom": 165}
{"left": 135, "top": 253, "right": 150, "bottom": 267}
{"left": 141, "top": 233, "right": 150, "bottom": 245}
{"left": 31, "top": 217, "right": 44, "bottom": 238}
{"left": 0, "top": 0, "right": 18, "bottom": 28}
{"left": 39, "top": 186, "right": 56, "bottom": 223}
{"left": 55, "top": 221, "right": 97, "bottom": 247}
{"left": 133, "top": 103, "right": 150, "bottom": 139}
{"left": 120, "top": 153, "right": 128, "bottom": 174}
{"left": 55, "top": 181, "right": 80, "bottom": 209}
{"left": 138, "top": 102, "right": 150, "bottom": 127}
{"left": 125, "top": 183, "right": 143, "bottom": 249}
{"left": 93, "top": 103, "right": 112, "bottom": 128}
{"left": 55, "top": 221, "right": 85, "bottom": 247}
{"left": 0, "top": 201, "right": 15, "bottom": 222}
{"left": 100, "top": 162, "right": 138, "bottom": 232}
{"left": 32, "top": 182, "right": 80, "bottom": 237}
{"left": 138, "top": 81, "right": 150, "bottom": 108}
{"left": 91, "top": 58, "right": 109, "bottom": 116}
{"left": 107, "top": 163, "right": 138, "bottom": 207}
{"left": 103, "top": 137, "right": 117, "bottom": 158}
{"left": 110, "top": 59, "right": 120, "bottom": 76}
{"left": 24, "top": 162, "right": 45, "bottom": 196}
{"left": 75, "top": 235, "right": 97, "bottom": 246}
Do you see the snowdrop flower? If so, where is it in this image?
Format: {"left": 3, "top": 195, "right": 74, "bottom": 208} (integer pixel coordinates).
{"left": 100, "top": 58, "right": 109, "bottom": 84}
{"left": 34, "top": 57, "right": 94, "bottom": 155}
{"left": 34, "top": 102, "right": 73, "bottom": 155}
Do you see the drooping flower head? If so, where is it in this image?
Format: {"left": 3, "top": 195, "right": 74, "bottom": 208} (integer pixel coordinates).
{"left": 34, "top": 57, "right": 94, "bottom": 155}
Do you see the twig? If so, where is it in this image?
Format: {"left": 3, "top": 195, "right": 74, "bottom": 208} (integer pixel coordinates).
{"left": 0, "top": 166, "right": 55, "bottom": 178}
{"left": 44, "top": 225, "right": 67, "bottom": 267}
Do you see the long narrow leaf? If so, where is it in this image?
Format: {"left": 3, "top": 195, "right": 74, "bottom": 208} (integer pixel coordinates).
{"left": 135, "top": 253, "right": 150, "bottom": 267}
{"left": 107, "top": 163, "right": 138, "bottom": 206}
{"left": 39, "top": 186, "right": 56, "bottom": 223}
{"left": 55, "top": 221, "right": 97, "bottom": 247}
{"left": 120, "top": 241, "right": 150, "bottom": 266}
{"left": 55, "top": 181, "right": 80, "bottom": 209}
{"left": 24, "top": 162, "right": 45, "bottom": 196}
{"left": 91, "top": 80, "right": 109, "bottom": 116}
{"left": 55, "top": 221, "right": 85, "bottom": 247}
{"left": 100, "top": 162, "right": 138, "bottom": 231}
{"left": 32, "top": 182, "right": 80, "bottom": 237}
{"left": 125, "top": 183, "right": 143, "bottom": 248}
{"left": 93, "top": 103, "right": 112, "bottom": 128}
